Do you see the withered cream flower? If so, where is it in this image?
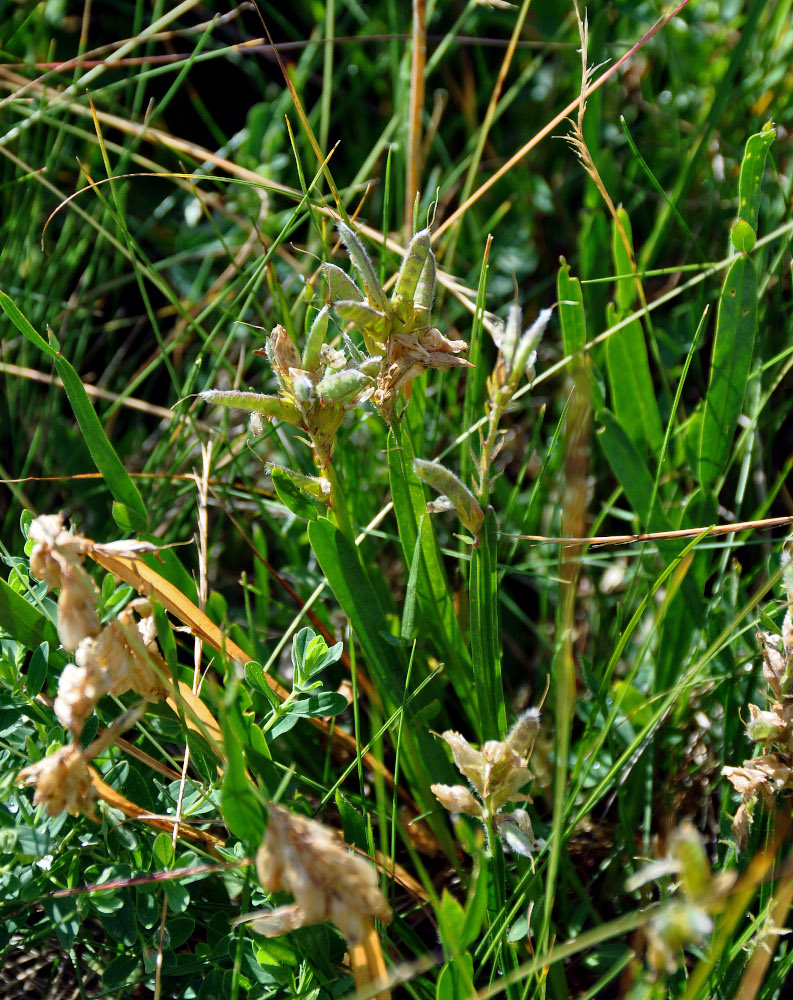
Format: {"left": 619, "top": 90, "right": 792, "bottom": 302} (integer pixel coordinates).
{"left": 54, "top": 596, "right": 169, "bottom": 735}
{"left": 723, "top": 555, "right": 793, "bottom": 849}
{"left": 17, "top": 744, "right": 97, "bottom": 819}
{"left": 246, "top": 805, "right": 392, "bottom": 945}
{"left": 431, "top": 710, "right": 541, "bottom": 857}
{"left": 29, "top": 514, "right": 100, "bottom": 650}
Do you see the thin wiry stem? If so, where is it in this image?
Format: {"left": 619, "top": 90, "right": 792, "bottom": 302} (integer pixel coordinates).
{"left": 405, "top": 0, "right": 427, "bottom": 233}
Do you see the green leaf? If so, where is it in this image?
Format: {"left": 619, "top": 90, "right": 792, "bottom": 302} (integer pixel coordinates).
{"left": 271, "top": 467, "right": 320, "bottom": 522}
{"left": 335, "top": 791, "right": 368, "bottom": 851}
{"left": 152, "top": 832, "right": 175, "bottom": 870}
{"left": 735, "top": 123, "right": 775, "bottom": 238}
{"left": 102, "top": 954, "right": 139, "bottom": 988}
{"left": 245, "top": 661, "right": 281, "bottom": 710}
{"left": 557, "top": 260, "right": 587, "bottom": 358}
{"left": 0, "top": 291, "right": 147, "bottom": 528}
{"left": 0, "top": 577, "right": 64, "bottom": 665}
{"left": 697, "top": 255, "right": 757, "bottom": 490}
{"left": 167, "top": 916, "right": 195, "bottom": 950}
{"left": 438, "top": 889, "right": 467, "bottom": 956}
{"left": 729, "top": 218, "right": 756, "bottom": 253}
{"left": 26, "top": 642, "right": 49, "bottom": 698}
{"left": 400, "top": 521, "right": 422, "bottom": 641}
{"left": 605, "top": 303, "right": 663, "bottom": 453}
{"left": 163, "top": 879, "right": 190, "bottom": 913}
{"left": 287, "top": 691, "right": 348, "bottom": 717}
{"left": 307, "top": 516, "right": 456, "bottom": 852}
{"left": 459, "top": 856, "right": 489, "bottom": 951}
{"left": 221, "top": 708, "right": 266, "bottom": 849}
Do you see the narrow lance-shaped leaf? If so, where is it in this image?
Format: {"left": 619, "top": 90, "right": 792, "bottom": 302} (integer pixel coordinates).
{"left": 605, "top": 303, "right": 663, "bottom": 453}
{"left": 199, "top": 390, "right": 303, "bottom": 427}
{"left": 730, "top": 122, "right": 775, "bottom": 252}
{"left": 557, "top": 260, "right": 587, "bottom": 358}
{"left": 697, "top": 255, "right": 757, "bottom": 490}
{"left": 321, "top": 262, "right": 364, "bottom": 303}
{"left": 336, "top": 221, "right": 389, "bottom": 312}
{"left": 0, "top": 291, "right": 147, "bottom": 530}
{"left": 393, "top": 229, "right": 432, "bottom": 304}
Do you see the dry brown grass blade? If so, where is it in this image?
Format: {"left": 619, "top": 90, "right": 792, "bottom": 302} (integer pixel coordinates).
{"left": 405, "top": 0, "right": 427, "bottom": 233}
{"left": 88, "top": 767, "right": 225, "bottom": 853}
{"left": 505, "top": 515, "right": 793, "bottom": 548}
{"left": 349, "top": 918, "right": 392, "bottom": 1000}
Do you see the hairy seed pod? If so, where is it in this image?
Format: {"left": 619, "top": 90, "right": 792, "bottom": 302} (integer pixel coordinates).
{"left": 321, "top": 263, "right": 363, "bottom": 303}
{"left": 199, "top": 391, "right": 303, "bottom": 427}
{"left": 333, "top": 301, "right": 391, "bottom": 341}
{"left": 414, "top": 249, "right": 437, "bottom": 315}
{"left": 303, "top": 306, "right": 330, "bottom": 371}
{"left": 316, "top": 368, "right": 369, "bottom": 404}
{"left": 336, "top": 222, "right": 390, "bottom": 312}
{"left": 393, "top": 228, "right": 432, "bottom": 304}
{"left": 413, "top": 458, "right": 484, "bottom": 536}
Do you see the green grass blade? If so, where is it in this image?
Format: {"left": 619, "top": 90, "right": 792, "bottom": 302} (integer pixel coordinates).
{"left": 0, "top": 291, "right": 147, "bottom": 530}
{"left": 697, "top": 255, "right": 758, "bottom": 490}
{"left": 469, "top": 510, "right": 506, "bottom": 741}
{"left": 612, "top": 207, "right": 637, "bottom": 316}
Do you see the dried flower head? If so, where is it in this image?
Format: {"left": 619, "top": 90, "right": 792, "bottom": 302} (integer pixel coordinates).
{"left": 245, "top": 804, "right": 391, "bottom": 945}
{"left": 17, "top": 744, "right": 97, "bottom": 819}
{"left": 431, "top": 714, "right": 542, "bottom": 857}
{"left": 29, "top": 514, "right": 100, "bottom": 650}
{"left": 723, "top": 551, "right": 793, "bottom": 847}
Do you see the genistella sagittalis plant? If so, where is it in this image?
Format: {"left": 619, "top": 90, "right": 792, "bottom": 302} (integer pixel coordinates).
{"left": 199, "top": 222, "right": 470, "bottom": 484}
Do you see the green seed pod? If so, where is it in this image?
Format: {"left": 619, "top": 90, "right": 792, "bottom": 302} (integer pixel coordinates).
{"left": 303, "top": 306, "right": 330, "bottom": 371}
{"left": 316, "top": 368, "right": 369, "bottom": 404}
{"left": 393, "top": 229, "right": 432, "bottom": 304}
{"left": 321, "top": 262, "right": 364, "bottom": 303}
{"left": 413, "top": 458, "right": 484, "bottom": 536}
{"left": 357, "top": 354, "right": 383, "bottom": 377}
{"left": 333, "top": 300, "right": 391, "bottom": 341}
{"left": 414, "top": 246, "right": 437, "bottom": 315}
{"left": 199, "top": 390, "right": 303, "bottom": 427}
{"left": 336, "top": 221, "right": 390, "bottom": 312}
